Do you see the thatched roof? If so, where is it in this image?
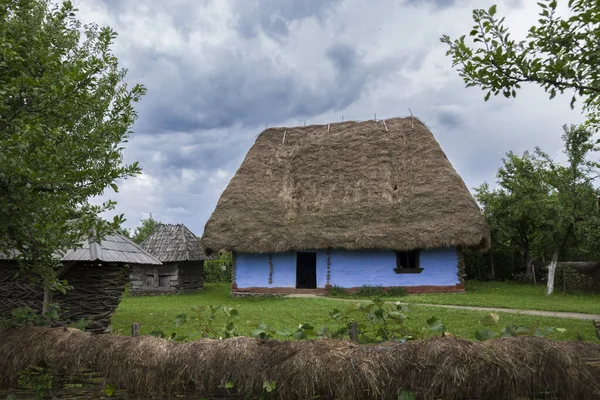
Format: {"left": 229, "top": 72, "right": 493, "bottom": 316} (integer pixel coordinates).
{"left": 140, "top": 224, "right": 211, "bottom": 262}
{"left": 62, "top": 234, "right": 161, "bottom": 265}
{"left": 201, "top": 117, "right": 490, "bottom": 254}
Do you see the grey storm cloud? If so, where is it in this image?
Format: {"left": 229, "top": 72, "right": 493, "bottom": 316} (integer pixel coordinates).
{"left": 234, "top": 0, "right": 342, "bottom": 38}
{"left": 435, "top": 106, "right": 465, "bottom": 129}
{"left": 75, "top": 0, "right": 583, "bottom": 234}
{"left": 404, "top": 0, "right": 457, "bottom": 8}
{"left": 132, "top": 43, "right": 399, "bottom": 134}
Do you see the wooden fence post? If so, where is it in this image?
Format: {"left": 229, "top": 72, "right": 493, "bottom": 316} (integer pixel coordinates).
{"left": 132, "top": 322, "right": 140, "bottom": 337}
{"left": 349, "top": 322, "right": 359, "bottom": 343}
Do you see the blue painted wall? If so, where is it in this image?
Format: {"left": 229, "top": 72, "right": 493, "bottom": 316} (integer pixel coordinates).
{"left": 234, "top": 247, "right": 459, "bottom": 288}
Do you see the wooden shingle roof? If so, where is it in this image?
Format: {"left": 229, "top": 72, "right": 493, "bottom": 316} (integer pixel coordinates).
{"left": 140, "top": 224, "right": 211, "bottom": 262}
{"left": 2, "top": 234, "right": 162, "bottom": 265}
{"left": 62, "top": 234, "right": 162, "bottom": 265}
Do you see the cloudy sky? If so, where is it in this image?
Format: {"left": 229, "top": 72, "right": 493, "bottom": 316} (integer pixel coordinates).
{"left": 74, "top": 0, "right": 585, "bottom": 235}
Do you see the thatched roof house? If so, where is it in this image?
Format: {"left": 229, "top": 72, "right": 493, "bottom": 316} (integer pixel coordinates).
{"left": 0, "top": 233, "right": 161, "bottom": 332}
{"left": 201, "top": 117, "right": 490, "bottom": 295}
{"left": 130, "top": 224, "right": 211, "bottom": 295}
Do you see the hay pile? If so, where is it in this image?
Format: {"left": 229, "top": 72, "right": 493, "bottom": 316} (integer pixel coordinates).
{"left": 1, "top": 326, "right": 599, "bottom": 400}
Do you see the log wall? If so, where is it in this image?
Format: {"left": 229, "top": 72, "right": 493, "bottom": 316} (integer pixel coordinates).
{"left": 129, "top": 263, "right": 180, "bottom": 296}
{"left": 179, "top": 261, "right": 204, "bottom": 291}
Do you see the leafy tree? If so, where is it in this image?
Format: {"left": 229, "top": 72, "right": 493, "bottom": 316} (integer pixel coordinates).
{"left": 477, "top": 125, "right": 600, "bottom": 294}
{"left": 114, "top": 226, "right": 132, "bottom": 239}
{"left": 475, "top": 151, "right": 555, "bottom": 284}
{"left": 131, "top": 214, "right": 161, "bottom": 244}
{"left": 0, "top": 1, "right": 144, "bottom": 291}
{"left": 539, "top": 125, "right": 600, "bottom": 294}
{"left": 441, "top": 1, "right": 600, "bottom": 128}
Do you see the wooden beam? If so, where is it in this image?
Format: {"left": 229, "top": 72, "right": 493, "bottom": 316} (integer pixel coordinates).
{"left": 132, "top": 322, "right": 140, "bottom": 337}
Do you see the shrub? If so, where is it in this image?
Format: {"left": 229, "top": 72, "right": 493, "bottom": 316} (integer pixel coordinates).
{"left": 555, "top": 266, "right": 599, "bottom": 294}
{"left": 512, "top": 272, "right": 534, "bottom": 285}
{"left": 354, "top": 285, "right": 385, "bottom": 298}
{"left": 204, "top": 252, "right": 233, "bottom": 283}
{"left": 385, "top": 287, "right": 407, "bottom": 297}
{"left": 327, "top": 285, "right": 347, "bottom": 297}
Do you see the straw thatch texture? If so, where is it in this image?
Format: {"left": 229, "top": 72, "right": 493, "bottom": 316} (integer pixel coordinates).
{"left": 201, "top": 117, "right": 490, "bottom": 255}
{"left": 140, "top": 224, "right": 211, "bottom": 262}
{"left": 1, "top": 326, "right": 599, "bottom": 400}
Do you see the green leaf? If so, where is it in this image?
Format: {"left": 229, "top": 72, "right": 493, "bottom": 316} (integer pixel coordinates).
{"left": 475, "top": 328, "right": 497, "bottom": 341}
{"left": 104, "top": 383, "right": 115, "bottom": 397}
{"left": 299, "top": 323, "right": 314, "bottom": 331}
{"left": 149, "top": 328, "right": 165, "bottom": 338}
{"left": 398, "top": 389, "right": 417, "bottom": 400}
{"left": 329, "top": 308, "right": 342, "bottom": 319}
{"left": 224, "top": 381, "right": 234, "bottom": 389}
{"left": 489, "top": 4, "right": 497, "bottom": 16}
{"left": 174, "top": 313, "right": 187, "bottom": 327}
{"left": 263, "top": 380, "right": 276, "bottom": 393}
{"left": 292, "top": 330, "right": 305, "bottom": 340}
{"left": 480, "top": 313, "right": 499, "bottom": 326}
{"left": 73, "top": 318, "right": 89, "bottom": 331}
{"left": 223, "top": 307, "right": 239, "bottom": 318}
{"left": 388, "top": 311, "right": 407, "bottom": 322}
{"left": 426, "top": 317, "right": 445, "bottom": 333}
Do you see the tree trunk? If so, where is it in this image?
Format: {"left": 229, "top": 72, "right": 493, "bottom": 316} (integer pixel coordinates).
{"left": 510, "top": 251, "right": 515, "bottom": 277}
{"left": 42, "top": 283, "right": 50, "bottom": 315}
{"left": 546, "top": 251, "right": 559, "bottom": 296}
{"left": 526, "top": 251, "right": 536, "bottom": 285}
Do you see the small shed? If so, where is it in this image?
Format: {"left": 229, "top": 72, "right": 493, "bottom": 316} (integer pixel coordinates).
{"left": 0, "top": 233, "right": 161, "bottom": 332}
{"left": 130, "top": 224, "right": 211, "bottom": 295}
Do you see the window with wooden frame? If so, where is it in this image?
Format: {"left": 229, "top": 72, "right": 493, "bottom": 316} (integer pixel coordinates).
{"left": 145, "top": 274, "right": 155, "bottom": 287}
{"left": 158, "top": 275, "right": 170, "bottom": 287}
{"left": 394, "top": 250, "right": 423, "bottom": 274}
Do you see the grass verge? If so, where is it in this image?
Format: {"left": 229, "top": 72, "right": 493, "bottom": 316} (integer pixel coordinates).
{"left": 391, "top": 281, "right": 600, "bottom": 314}
{"left": 110, "top": 283, "right": 599, "bottom": 342}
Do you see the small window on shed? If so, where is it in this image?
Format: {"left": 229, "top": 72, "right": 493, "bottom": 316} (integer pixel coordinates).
{"left": 394, "top": 250, "right": 423, "bottom": 274}
{"left": 145, "top": 274, "right": 155, "bottom": 287}
{"left": 158, "top": 275, "right": 170, "bottom": 287}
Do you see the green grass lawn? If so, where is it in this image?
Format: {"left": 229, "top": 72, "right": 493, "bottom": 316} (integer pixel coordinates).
{"left": 111, "top": 283, "right": 599, "bottom": 342}
{"left": 389, "top": 281, "right": 600, "bottom": 314}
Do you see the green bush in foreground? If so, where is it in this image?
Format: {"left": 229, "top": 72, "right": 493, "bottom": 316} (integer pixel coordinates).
{"left": 150, "top": 297, "right": 563, "bottom": 345}
{"left": 327, "top": 285, "right": 407, "bottom": 298}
